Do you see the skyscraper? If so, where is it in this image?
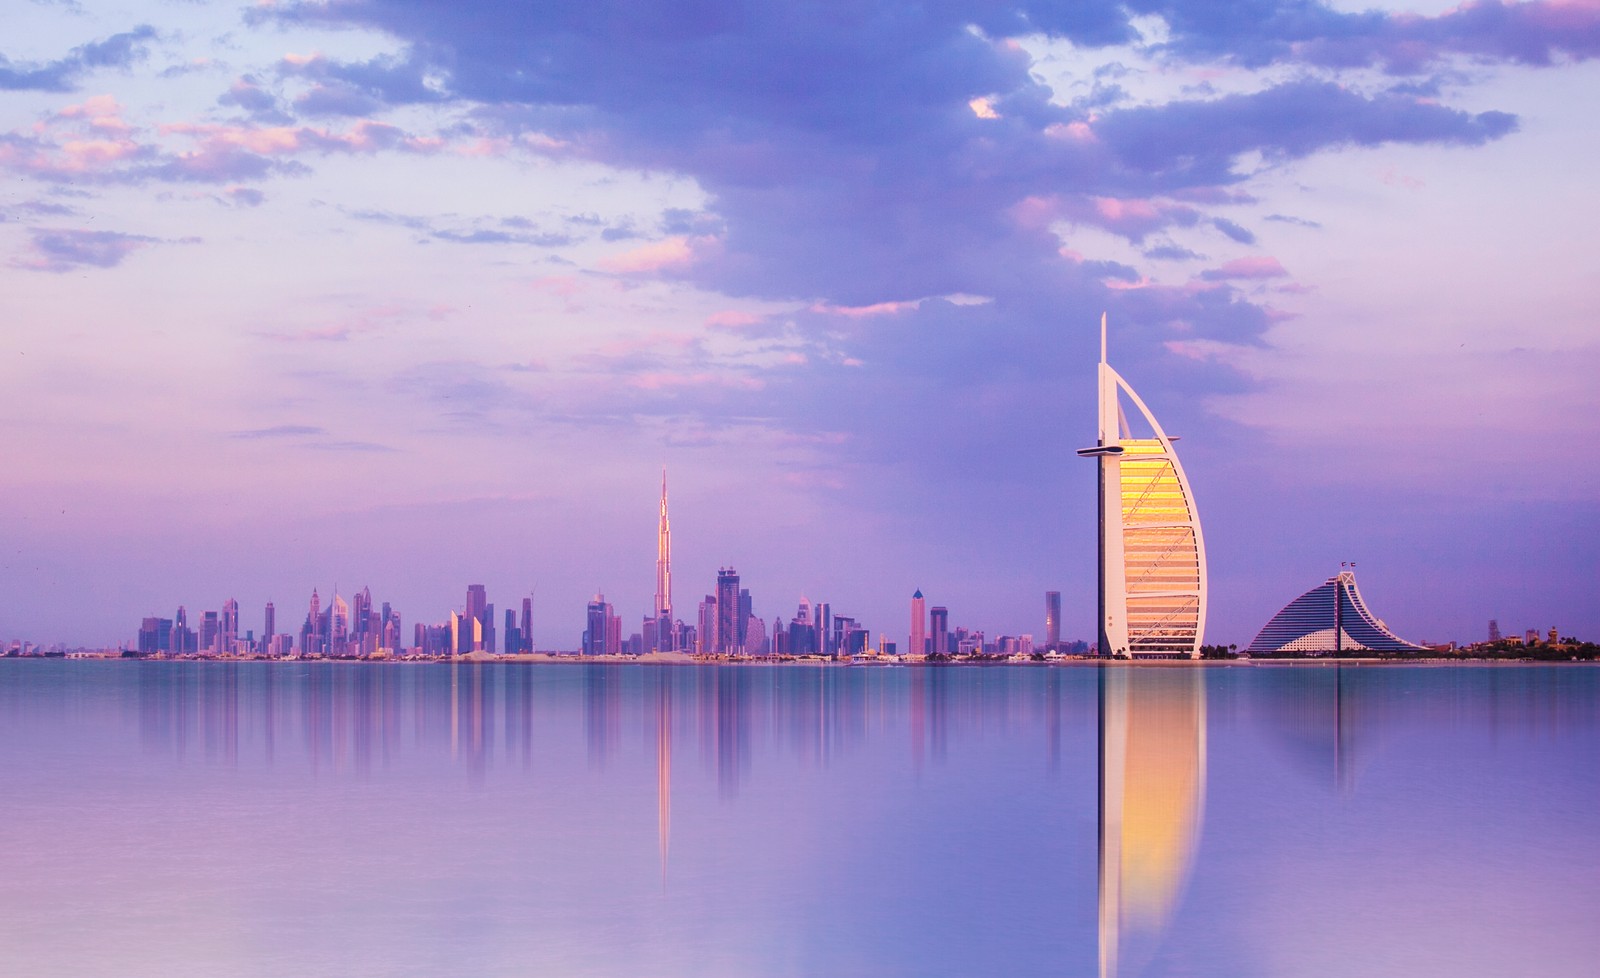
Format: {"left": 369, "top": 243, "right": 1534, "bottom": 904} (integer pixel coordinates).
{"left": 201, "top": 610, "right": 220, "bottom": 654}
{"left": 910, "top": 590, "right": 926, "bottom": 657}
{"left": 655, "top": 468, "right": 673, "bottom": 651}
{"left": 1077, "top": 314, "right": 1206, "bottom": 659}
{"left": 1045, "top": 591, "right": 1061, "bottom": 650}
{"left": 521, "top": 595, "right": 534, "bottom": 653}
{"left": 715, "top": 568, "right": 740, "bottom": 655}
{"left": 929, "top": 606, "right": 949, "bottom": 656}
{"left": 584, "top": 593, "right": 613, "bottom": 656}
{"left": 466, "top": 584, "right": 487, "bottom": 652}
{"left": 221, "top": 598, "right": 238, "bottom": 654}
{"left": 263, "top": 602, "right": 275, "bottom": 648}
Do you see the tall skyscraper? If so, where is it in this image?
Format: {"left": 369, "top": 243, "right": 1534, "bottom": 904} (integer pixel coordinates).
{"left": 465, "top": 584, "right": 488, "bottom": 652}
{"left": 1045, "top": 591, "right": 1061, "bottom": 650}
{"left": 655, "top": 469, "right": 673, "bottom": 650}
{"left": 929, "top": 606, "right": 949, "bottom": 656}
{"left": 263, "top": 602, "right": 275, "bottom": 647}
{"left": 715, "top": 568, "right": 740, "bottom": 654}
{"left": 221, "top": 598, "right": 238, "bottom": 653}
{"left": 585, "top": 593, "right": 612, "bottom": 656}
{"left": 910, "top": 590, "right": 926, "bottom": 656}
{"left": 1076, "top": 314, "right": 1206, "bottom": 659}
{"left": 201, "top": 610, "right": 220, "bottom": 654}
{"left": 332, "top": 591, "right": 350, "bottom": 653}
{"left": 521, "top": 595, "right": 534, "bottom": 653}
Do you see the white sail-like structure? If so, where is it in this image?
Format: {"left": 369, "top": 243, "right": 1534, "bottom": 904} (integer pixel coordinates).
{"left": 1078, "top": 314, "right": 1207, "bottom": 658}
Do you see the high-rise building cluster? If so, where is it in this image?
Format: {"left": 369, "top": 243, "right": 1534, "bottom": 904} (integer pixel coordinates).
{"left": 137, "top": 582, "right": 535, "bottom": 660}
{"left": 132, "top": 469, "right": 1081, "bottom": 660}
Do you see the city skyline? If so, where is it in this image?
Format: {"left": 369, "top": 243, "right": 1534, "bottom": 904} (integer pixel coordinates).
{"left": 3, "top": 1, "right": 1597, "bottom": 648}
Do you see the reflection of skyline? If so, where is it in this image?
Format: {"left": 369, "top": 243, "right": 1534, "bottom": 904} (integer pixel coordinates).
{"left": 1099, "top": 666, "right": 1207, "bottom": 978}
{"left": 657, "top": 673, "right": 671, "bottom": 890}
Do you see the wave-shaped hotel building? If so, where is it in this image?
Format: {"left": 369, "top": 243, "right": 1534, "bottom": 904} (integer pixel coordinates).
{"left": 1246, "top": 570, "right": 1426, "bottom": 654}
{"left": 1078, "top": 315, "right": 1206, "bottom": 659}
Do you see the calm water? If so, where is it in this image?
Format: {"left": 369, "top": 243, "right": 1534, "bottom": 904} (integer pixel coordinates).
{"left": 0, "top": 661, "right": 1595, "bottom": 978}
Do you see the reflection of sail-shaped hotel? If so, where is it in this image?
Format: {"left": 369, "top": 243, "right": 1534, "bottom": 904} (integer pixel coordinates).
{"left": 1078, "top": 314, "right": 1207, "bottom": 658}
{"left": 1099, "top": 667, "right": 1207, "bottom": 978}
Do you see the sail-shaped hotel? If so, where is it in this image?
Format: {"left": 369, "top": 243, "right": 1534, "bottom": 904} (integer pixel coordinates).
{"left": 1078, "top": 315, "right": 1207, "bottom": 658}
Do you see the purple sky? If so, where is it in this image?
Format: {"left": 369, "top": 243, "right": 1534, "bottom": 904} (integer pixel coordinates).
{"left": 3, "top": 0, "right": 1597, "bottom": 649}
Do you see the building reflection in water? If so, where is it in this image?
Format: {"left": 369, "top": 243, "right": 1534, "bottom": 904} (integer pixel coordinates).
{"left": 656, "top": 670, "right": 672, "bottom": 890}
{"left": 1099, "top": 665, "right": 1207, "bottom": 978}
{"left": 585, "top": 664, "right": 620, "bottom": 769}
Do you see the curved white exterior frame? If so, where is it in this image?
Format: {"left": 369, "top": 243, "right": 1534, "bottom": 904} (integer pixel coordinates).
{"left": 1082, "top": 315, "right": 1208, "bottom": 658}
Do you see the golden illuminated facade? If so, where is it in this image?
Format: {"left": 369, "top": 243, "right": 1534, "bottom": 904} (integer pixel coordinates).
{"left": 1078, "top": 315, "right": 1207, "bottom": 658}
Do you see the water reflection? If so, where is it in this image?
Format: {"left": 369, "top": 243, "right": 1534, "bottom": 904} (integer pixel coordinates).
{"left": 6, "top": 661, "right": 1595, "bottom": 978}
{"left": 1099, "top": 666, "right": 1207, "bottom": 978}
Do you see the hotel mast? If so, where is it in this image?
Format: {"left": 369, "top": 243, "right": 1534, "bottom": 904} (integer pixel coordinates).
{"left": 1077, "top": 314, "right": 1207, "bottom": 658}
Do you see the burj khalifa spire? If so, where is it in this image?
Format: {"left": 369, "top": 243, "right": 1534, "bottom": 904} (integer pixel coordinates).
{"left": 654, "top": 468, "right": 673, "bottom": 650}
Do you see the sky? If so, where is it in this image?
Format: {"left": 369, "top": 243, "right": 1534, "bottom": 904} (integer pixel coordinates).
{"left": 2, "top": 0, "right": 1597, "bottom": 649}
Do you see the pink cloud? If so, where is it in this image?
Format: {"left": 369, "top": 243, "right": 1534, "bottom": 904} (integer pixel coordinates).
{"left": 1020, "top": 194, "right": 1205, "bottom": 242}
{"left": 808, "top": 299, "right": 919, "bottom": 318}
{"left": 705, "top": 310, "right": 764, "bottom": 329}
{"left": 1043, "top": 121, "right": 1096, "bottom": 142}
{"left": 1199, "top": 256, "right": 1290, "bottom": 281}
{"left": 600, "top": 236, "right": 696, "bottom": 275}
{"left": 56, "top": 95, "right": 132, "bottom": 134}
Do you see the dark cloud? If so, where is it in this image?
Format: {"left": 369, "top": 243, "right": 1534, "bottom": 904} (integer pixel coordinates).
{"left": 1211, "top": 217, "right": 1257, "bottom": 245}
{"left": 1128, "top": 0, "right": 1600, "bottom": 74}
{"left": 293, "top": 83, "right": 384, "bottom": 118}
{"left": 12, "top": 227, "right": 156, "bottom": 272}
{"left": 276, "top": 50, "right": 446, "bottom": 114}
{"left": 0, "top": 26, "right": 156, "bottom": 91}
{"left": 218, "top": 75, "right": 292, "bottom": 124}
{"left": 1096, "top": 80, "right": 1517, "bottom": 192}
{"left": 243, "top": 0, "right": 1551, "bottom": 520}
{"left": 1145, "top": 244, "right": 1203, "bottom": 261}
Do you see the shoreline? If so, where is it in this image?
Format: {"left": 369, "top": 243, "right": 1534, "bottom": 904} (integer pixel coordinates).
{"left": 7, "top": 652, "right": 1596, "bottom": 667}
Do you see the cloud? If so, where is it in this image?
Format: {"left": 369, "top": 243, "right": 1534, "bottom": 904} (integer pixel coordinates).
{"left": 307, "top": 440, "right": 398, "bottom": 452}
{"left": 1134, "top": 0, "right": 1600, "bottom": 74}
{"left": 218, "top": 75, "right": 292, "bottom": 124}
{"left": 1095, "top": 80, "right": 1518, "bottom": 192}
{"left": 1145, "top": 244, "right": 1203, "bottom": 261}
{"left": 0, "top": 27, "right": 156, "bottom": 92}
{"left": 1200, "top": 256, "right": 1290, "bottom": 281}
{"left": 276, "top": 50, "right": 447, "bottom": 115}
{"left": 11, "top": 227, "right": 156, "bottom": 272}
{"left": 1264, "top": 213, "right": 1322, "bottom": 229}
{"left": 346, "top": 208, "right": 573, "bottom": 246}
{"left": 1211, "top": 217, "right": 1257, "bottom": 245}
{"left": 2, "top": 94, "right": 446, "bottom": 187}
{"left": 223, "top": 1, "right": 1563, "bottom": 520}
{"left": 230, "top": 425, "right": 326, "bottom": 439}
{"left": 600, "top": 236, "right": 697, "bottom": 275}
